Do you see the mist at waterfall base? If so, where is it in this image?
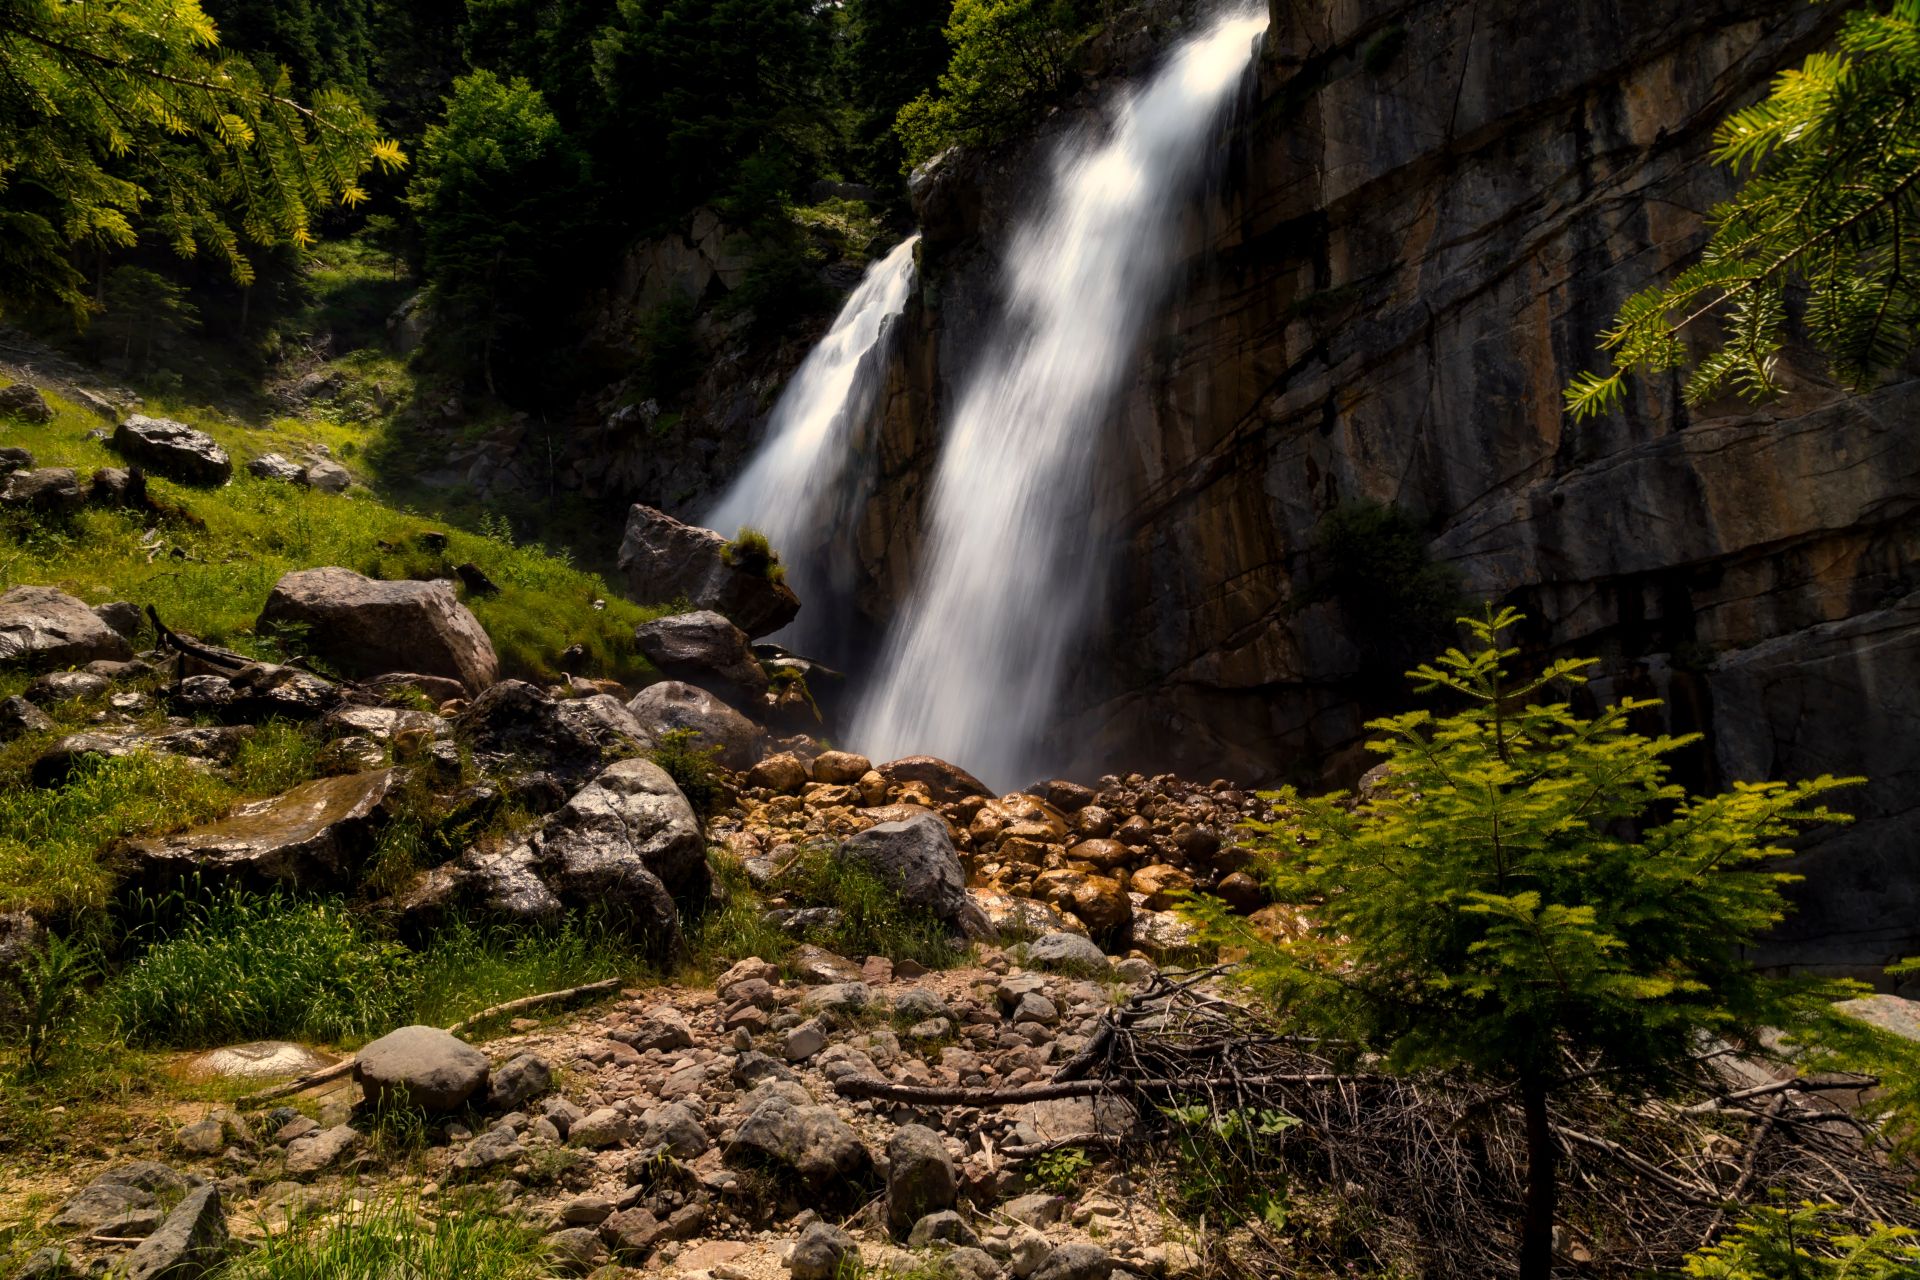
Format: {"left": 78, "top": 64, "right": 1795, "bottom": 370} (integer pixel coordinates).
{"left": 850, "top": 7, "right": 1270, "bottom": 790}
{"left": 703, "top": 234, "right": 920, "bottom": 661}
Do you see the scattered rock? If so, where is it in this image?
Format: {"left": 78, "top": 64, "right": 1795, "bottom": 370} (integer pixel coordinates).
{"left": 634, "top": 610, "right": 768, "bottom": 698}
{"left": 546, "top": 1226, "right": 609, "bottom": 1274}
{"left": 23, "top": 670, "right": 110, "bottom": 704}
{"left": 282, "top": 1125, "right": 359, "bottom": 1178}
{"left": 1020, "top": 932, "right": 1108, "bottom": 972}
{"left": 1030, "top": 1242, "right": 1113, "bottom": 1280}
{"left": 488, "top": 1053, "right": 555, "bottom": 1110}
{"left": 886, "top": 1124, "right": 957, "bottom": 1236}
{"left": 259, "top": 567, "right": 499, "bottom": 692}
{"left": 123, "top": 769, "right": 401, "bottom": 891}
{"left": 299, "top": 459, "right": 351, "bottom": 493}
{"left": 725, "top": 1098, "right": 871, "bottom": 1194}
{"left": 876, "top": 756, "right": 991, "bottom": 802}
{"left": 748, "top": 752, "right": 809, "bottom": 794}
{"left": 246, "top": 453, "right": 304, "bottom": 482}
{"left": 0, "top": 585, "right": 134, "bottom": 669}
{"left": 113, "top": 416, "right": 232, "bottom": 485}
{"left": 617, "top": 504, "right": 801, "bottom": 638}
{"left": 51, "top": 1181, "right": 158, "bottom": 1232}
{"left": 354, "top": 1025, "right": 490, "bottom": 1113}
{"left": 0, "top": 467, "right": 85, "bottom": 513}
{"left": 0, "top": 695, "right": 52, "bottom": 739}
{"left": 0, "top": 446, "right": 33, "bottom": 471}
{"left": 568, "top": 1106, "right": 631, "bottom": 1149}
{"left": 785, "top": 1222, "right": 857, "bottom": 1280}
{"left": 841, "top": 814, "right": 968, "bottom": 923}
{"left": 906, "top": 1210, "right": 978, "bottom": 1249}
{"left": 120, "top": 1184, "right": 227, "bottom": 1280}
{"left": 811, "top": 750, "right": 872, "bottom": 784}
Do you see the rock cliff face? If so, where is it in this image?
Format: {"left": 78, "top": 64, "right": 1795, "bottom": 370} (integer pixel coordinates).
{"left": 860, "top": 0, "right": 1919, "bottom": 975}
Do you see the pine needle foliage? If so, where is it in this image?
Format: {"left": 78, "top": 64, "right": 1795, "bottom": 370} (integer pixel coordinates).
{"left": 894, "top": 0, "right": 1094, "bottom": 169}
{"left": 1679, "top": 1201, "right": 1920, "bottom": 1280}
{"left": 0, "top": 0, "right": 405, "bottom": 320}
{"left": 1187, "top": 607, "right": 1863, "bottom": 1278}
{"left": 1566, "top": 1, "right": 1920, "bottom": 420}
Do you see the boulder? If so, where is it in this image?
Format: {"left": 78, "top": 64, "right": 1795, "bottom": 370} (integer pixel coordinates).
{"left": 906, "top": 1211, "right": 977, "bottom": 1249}
{"left": 635, "top": 1101, "right": 709, "bottom": 1159}
{"left": 626, "top": 680, "right": 764, "bottom": 768}
{"left": 876, "top": 756, "right": 991, "bottom": 802}
{"left": 113, "top": 415, "right": 232, "bottom": 485}
{"left": 24, "top": 671, "right": 109, "bottom": 704}
{"left": 0, "top": 383, "right": 53, "bottom": 423}
{"left": 123, "top": 769, "right": 400, "bottom": 891}
{"left": 747, "top": 752, "right": 808, "bottom": 793}
{"left": 886, "top": 1124, "right": 957, "bottom": 1236}
{"left": 1019, "top": 932, "right": 1109, "bottom": 971}
{"left": 120, "top": 1184, "right": 227, "bottom": 1280}
{"left": 300, "top": 459, "right": 351, "bottom": 493}
{"left": 0, "top": 446, "right": 33, "bottom": 471}
{"left": 282, "top": 1124, "right": 359, "bottom": 1177}
{"left": 633, "top": 610, "right": 768, "bottom": 698}
{"left": 811, "top": 750, "right": 871, "bottom": 784}
{"left": 354, "top": 1025, "right": 489, "bottom": 1112}
{"left": 725, "top": 1098, "right": 871, "bottom": 1194}
{"left": 92, "top": 600, "right": 145, "bottom": 639}
{"left": 0, "top": 695, "right": 52, "bottom": 739}
{"left": 51, "top": 1180, "right": 158, "bottom": 1231}
{"left": 1031, "top": 1243, "right": 1113, "bottom": 1280}
{"left": 245, "top": 453, "right": 303, "bottom": 482}
{"left": 258, "top": 567, "right": 498, "bottom": 692}
{"left": 486, "top": 1053, "right": 554, "bottom": 1109}
{"left": 456, "top": 681, "right": 648, "bottom": 782}
{"left": 841, "top": 813, "right": 968, "bottom": 922}
{"left": 617, "top": 504, "right": 800, "bottom": 637}
{"left": 0, "top": 468, "right": 84, "bottom": 513}
{"left": 785, "top": 1222, "right": 858, "bottom": 1280}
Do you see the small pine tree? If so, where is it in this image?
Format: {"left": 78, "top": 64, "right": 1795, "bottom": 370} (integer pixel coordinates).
{"left": 1188, "top": 607, "right": 1861, "bottom": 1280}
{"left": 1680, "top": 1202, "right": 1919, "bottom": 1280}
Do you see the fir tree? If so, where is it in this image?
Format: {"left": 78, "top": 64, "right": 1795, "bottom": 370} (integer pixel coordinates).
{"left": 1567, "top": 1, "right": 1920, "bottom": 419}
{"left": 1188, "top": 607, "right": 1860, "bottom": 1280}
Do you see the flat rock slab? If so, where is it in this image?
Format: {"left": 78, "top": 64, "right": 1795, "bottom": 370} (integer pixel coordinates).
{"left": 124, "top": 769, "right": 399, "bottom": 891}
{"left": 188, "top": 1041, "right": 338, "bottom": 1080}
{"left": 121, "top": 1184, "right": 226, "bottom": 1280}
{"left": 259, "top": 566, "right": 499, "bottom": 692}
{"left": 0, "top": 585, "right": 134, "bottom": 670}
{"left": 1835, "top": 993, "right": 1920, "bottom": 1042}
{"left": 114, "top": 415, "right": 232, "bottom": 485}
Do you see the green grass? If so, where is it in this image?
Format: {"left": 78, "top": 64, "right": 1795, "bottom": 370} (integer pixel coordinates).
{"left": 109, "top": 888, "right": 418, "bottom": 1048}
{"left": 0, "top": 753, "right": 236, "bottom": 916}
{"left": 0, "top": 378, "right": 670, "bottom": 683}
{"left": 217, "top": 1197, "right": 553, "bottom": 1280}
{"left": 230, "top": 720, "right": 327, "bottom": 794}
{"left": 406, "top": 914, "right": 649, "bottom": 1031}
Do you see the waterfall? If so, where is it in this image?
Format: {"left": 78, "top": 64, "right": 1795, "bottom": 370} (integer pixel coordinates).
{"left": 852, "top": 6, "right": 1269, "bottom": 788}
{"left": 704, "top": 234, "right": 921, "bottom": 651}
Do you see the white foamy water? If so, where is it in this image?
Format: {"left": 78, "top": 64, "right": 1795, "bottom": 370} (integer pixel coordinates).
{"left": 704, "top": 234, "right": 920, "bottom": 647}
{"left": 852, "top": 7, "right": 1268, "bottom": 787}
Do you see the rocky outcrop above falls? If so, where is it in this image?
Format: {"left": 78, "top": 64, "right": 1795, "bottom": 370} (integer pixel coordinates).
{"left": 866, "top": 0, "right": 1918, "bottom": 973}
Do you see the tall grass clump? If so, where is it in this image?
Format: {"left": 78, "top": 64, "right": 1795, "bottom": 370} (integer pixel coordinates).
{"left": 721, "top": 525, "right": 786, "bottom": 583}
{"left": 0, "top": 754, "right": 235, "bottom": 915}
{"left": 779, "top": 845, "right": 960, "bottom": 969}
{"left": 110, "top": 888, "right": 415, "bottom": 1047}
{"left": 684, "top": 851, "right": 795, "bottom": 975}
{"left": 217, "top": 1197, "right": 548, "bottom": 1280}
{"left": 229, "top": 721, "right": 326, "bottom": 795}
{"left": 405, "top": 915, "right": 647, "bottom": 1031}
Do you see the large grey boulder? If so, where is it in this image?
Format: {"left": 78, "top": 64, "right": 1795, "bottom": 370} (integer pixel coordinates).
{"left": 633, "top": 610, "right": 768, "bottom": 699}
{"left": 0, "top": 585, "right": 134, "bottom": 670}
{"left": 0, "top": 383, "right": 53, "bottom": 423}
{"left": 123, "top": 769, "right": 400, "bottom": 891}
{"left": 120, "top": 1184, "right": 227, "bottom": 1280}
{"left": 886, "top": 1124, "right": 957, "bottom": 1236}
{"left": 841, "top": 813, "right": 967, "bottom": 922}
{"left": 617, "top": 505, "right": 800, "bottom": 638}
{"left": 0, "top": 468, "right": 84, "bottom": 513}
{"left": 626, "top": 680, "right": 764, "bottom": 769}
{"left": 437, "top": 758, "right": 703, "bottom": 955}
{"left": 113, "top": 415, "right": 231, "bottom": 485}
{"left": 259, "top": 567, "right": 498, "bottom": 692}
{"left": 354, "top": 1026, "right": 489, "bottom": 1112}
{"left": 725, "top": 1098, "right": 871, "bottom": 1194}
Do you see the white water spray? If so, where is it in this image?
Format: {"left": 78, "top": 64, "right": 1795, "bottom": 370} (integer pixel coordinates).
{"left": 705, "top": 234, "right": 920, "bottom": 648}
{"left": 853, "top": 7, "right": 1268, "bottom": 787}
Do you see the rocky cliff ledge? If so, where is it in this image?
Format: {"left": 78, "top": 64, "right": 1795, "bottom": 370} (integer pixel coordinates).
{"left": 866, "top": 0, "right": 1918, "bottom": 976}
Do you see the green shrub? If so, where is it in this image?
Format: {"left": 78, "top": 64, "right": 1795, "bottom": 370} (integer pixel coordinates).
{"left": 1, "top": 932, "right": 97, "bottom": 1072}
{"left": 218, "top": 1196, "right": 548, "bottom": 1280}
{"left": 405, "top": 915, "right": 645, "bottom": 1031}
{"left": 110, "top": 889, "right": 416, "bottom": 1047}
{"left": 776, "top": 843, "right": 960, "bottom": 969}
{"left": 649, "top": 728, "right": 729, "bottom": 816}
{"left": 230, "top": 721, "right": 326, "bottom": 795}
{"left": 721, "top": 526, "right": 787, "bottom": 583}
{"left": 1681, "top": 1202, "right": 1919, "bottom": 1280}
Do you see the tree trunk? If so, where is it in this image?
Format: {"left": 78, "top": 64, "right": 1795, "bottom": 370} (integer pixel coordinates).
{"left": 1519, "top": 1073, "right": 1555, "bottom": 1280}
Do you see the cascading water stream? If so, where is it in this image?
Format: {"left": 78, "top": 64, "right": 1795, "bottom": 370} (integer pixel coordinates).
{"left": 852, "top": 6, "right": 1269, "bottom": 787}
{"left": 704, "top": 234, "right": 921, "bottom": 651}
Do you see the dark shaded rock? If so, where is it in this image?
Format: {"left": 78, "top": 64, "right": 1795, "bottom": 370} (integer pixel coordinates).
{"left": 0, "top": 468, "right": 84, "bottom": 513}
{"left": 0, "top": 695, "right": 51, "bottom": 739}
{"left": 113, "top": 416, "right": 231, "bottom": 486}
{"left": 455, "top": 562, "right": 497, "bottom": 595}
{"left": 0, "top": 446, "right": 33, "bottom": 471}
{"left": 363, "top": 671, "right": 467, "bottom": 705}
{"left": 1020, "top": 932, "right": 1108, "bottom": 971}
{"left": 23, "top": 670, "right": 109, "bottom": 704}
{"left": 886, "top": 1124, "right": 956, "bottom": 1236}
{"left": 12, "top": 1246, "right": 74, "bottom": 1279}
{"left": 1030, "top": 1243, "right": 1112, "bottom": 1280}
{"left": 841, "top": 814, "right": 967, "bottom": 922}
{"left": 92, "top": 601, "right": 145, "bottom": 639}
{"left": 51, "top": 1181, "right": 156, "bottom": 1231}
{"left": 875, "top": 756, "right": 991, "bottom": 802}
{"left": 785, "top": 1222, "right": 857, "bottom": 1280}
{"left": 354, "top": 1026, "right": 489, "bottom": 1112}
{"left": 487, "top": 1053, "right": 554, "bottom": 1110}
{"left": 259, "top": 567, "right": 498, "bottom": 692}
{"left": 724, "top": 1098, "right": 870, "bottom": 1194}
{"left": 905, "top": 1211, "right": 976, "bottom": 1249}
{"left": 89, "top": 467, "right": 141, "bottom": 506}
{"left": 122, "top": 769, "right": 401, "bottom": 890}
{"left": 633, "top": 610, "right": 767, "bottom": 699}
{"left": 617, "top": 504, "right": 800, "bottom": 638}
{"left": 626, "top": 680, "right": 764, "bottom": 769}
{"left": 456, "top": 681, "right": 649, "bottom": 783}
{"left": 0, "top": 383, "right": 52, "bottom": 423}
{"left": 120, "top": 1184, "right": 226, "bottom": 1280}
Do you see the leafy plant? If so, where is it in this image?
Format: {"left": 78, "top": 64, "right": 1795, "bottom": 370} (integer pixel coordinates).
{"left": 110, "top": 888, "right": 417, "bottom": 1047}
{"left": 1159, "top": 1102, "right": 1298, "bottom": 1230}
{"left": 217, "top": 1195, "right": 549, "bottom": 1280}
{"left": 1681, "top": 1201, "right": 1920, "bottom": 1280}
{"left": 2, "top": 932, "right": 97, "bottom": 1071}
{"left": 1186, "top": 607, "right": 1861, "bottom": 1280}
{"left": 895, "top": 0, "right": 1096, "bottom": 169}
{"left": 1033, "top": 1146, "right": 1092, "bottom": 1194}
{"left": 1566, "top": 2, "right": 1920, "bottom": 419}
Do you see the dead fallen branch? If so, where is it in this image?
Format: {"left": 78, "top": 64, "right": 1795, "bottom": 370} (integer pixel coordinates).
{"left": 237, "top": 977, "right": 622, "bottom": 1108}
